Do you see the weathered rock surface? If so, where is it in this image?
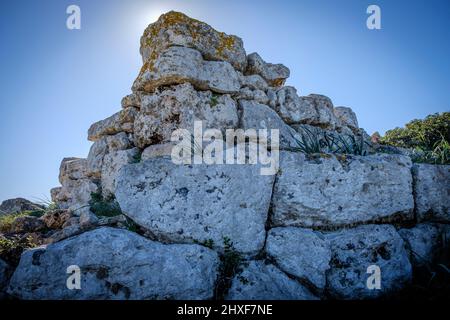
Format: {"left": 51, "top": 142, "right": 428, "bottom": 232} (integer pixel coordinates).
{"left": 59, "top": 158, "right": 88, "bottom": 184}
{"left": 325, "top": 224, "right": 412, "bottom": 299}
{"left": 271, "top": 152, "right": 414, "bottom": 228}
{"left": 0, "top": 198, "right": 43, "bottom": 216}
{"left": 52, "top": 178, "right": 98, "bottom": 214}
{"left": 412, "top": 163, "right": 450, "bottom": 222}
{"left": 140, "top": 11, "right": 247, "bottom": 72}
{"left": 245, "top": 53, "right": 289, "bottom": 87}
{"left": 121, "top": 93, "right": 141, "bottom": 109}
{"left": 239, "top": 100, "right": 298, "bottom": 149}
{"left": 334, "top": 106, "right": 358, "bottom": 130}
{"left": 226, "top": 261, "right": 318, "bottom": 300}
{"left": 115, "top": 157, "right": 274, "bottom": 254}
{"left": 87, "top": 108, "right": 137, "bottom": 142}
{"left": 100, "top": 148, "right": 139, "bottom": 196}
{"left": 133, "top": 83, "right": 238, "bottom": 148}
{"left": 266, "top": 227, "right": 331, "bottom": 290}
{"left": 399, "top": 223, "right": 444, "bottom": 267}
{"left": 275, "top": 87, "right": 339, "bottom": 129}
{"left": 10, "top": 216, "right": 46, "bottom": 234}
{"left": 40, "top": 210, "right": 73, "bottom": 229}
{"left": 141, "top": 143, "right": 174, "bottom": 160}
{"left": 8, "top": 227, "right": 219, "bottom": 300}
{"left": 133, "top": 46, "right": 241, "bottom": 94}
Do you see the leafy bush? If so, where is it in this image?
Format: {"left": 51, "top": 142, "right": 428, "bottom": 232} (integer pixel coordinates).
{"left": 89, "top": 192, "right": 122, "bottom": 217}
{"left": 380, "top": 112, "right": 450, "bottom": 150}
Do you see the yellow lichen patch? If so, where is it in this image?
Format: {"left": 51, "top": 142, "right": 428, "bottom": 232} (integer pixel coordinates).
{"left": 216, "top": 32, "right": 236, "bottom": 58}
{"left": 271, "top": 78, "right": 285, "bottom": 87}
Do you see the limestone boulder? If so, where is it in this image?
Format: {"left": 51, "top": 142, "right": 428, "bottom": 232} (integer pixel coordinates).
{"left": 8, "top": 227, "right": 219, "bottom": 300}
{"left": 101, "top": 148, "right": 140, "bottom": 196}
{"left": 87, "top": 108, "right": 137, "bottom": 142}
{"left": 325, "top": 224, "right": 412, "bottom": 299}
{"left": 412, "top": 163, "right": 450, "bottom": 223}
{"left": 240, "top": 100, "right": 298, "bottom": 149}
{"left": 266, "top": 227, "right": 331, "bottom": 290}
{"left": 0, "top": 198, "right": 43, "bottom": 216}
{"left": 115, "top": 157, "right": 274, "bottom": 255}
{"left": 132, "top": 46, "right": 240, "bottom": 94}
{"left": 140, "top": 11, "right": 247, "bottom": 72}
{"left": 226, "top": 261, "right": 318, "bottom": 300}
{"left": 399, "top": 223, "right": 445, "bottom": 267}
{"left": 245, "top": 53, "right": 289, "bottom": 87}
{"left": 275, "top": 87, "right": 340, "bottom": 129}
{"left": 334, "top": 106, "right": 359, "bottom": 130}
{"left": 133, "top": 83, "right": 238, "bottom": 148}
{"left": 271, "top": 152, "right": 414, "bottom": 228}
{"left": 86, "top": 132, "right": 134, "bottom": 178}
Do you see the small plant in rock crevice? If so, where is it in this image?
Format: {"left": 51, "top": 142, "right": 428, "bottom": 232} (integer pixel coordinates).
{"left": 215, "top": 236, "right": 244, "bottom": 300}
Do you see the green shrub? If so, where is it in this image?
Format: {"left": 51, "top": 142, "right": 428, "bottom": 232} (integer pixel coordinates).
{"left": 89, "top": 192, "right": 122, "bottom": 217}
{"left": 380, "top": 112, "right": 450, "bottom": 150}
{"left": 289, "top": 127, "right": 370, "bottom": 156}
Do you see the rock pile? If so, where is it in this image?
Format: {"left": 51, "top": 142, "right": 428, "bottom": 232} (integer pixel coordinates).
{"left": 1, "top": 11, "right": 449, "bottom": 300}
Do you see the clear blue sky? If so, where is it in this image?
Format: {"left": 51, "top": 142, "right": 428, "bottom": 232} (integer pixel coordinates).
{"left": 0, "top": 0, "right": 449, "bottom": 202}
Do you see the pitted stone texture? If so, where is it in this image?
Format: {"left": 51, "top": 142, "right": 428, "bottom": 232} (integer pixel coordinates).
{"left": 226, "top": 261, "right": 318, "bottom": 300}
{"left": 271, "top": 152, "right": 414, "bottom": 228}
{"left": 101, "top": 148, "right": 140, "bottom": 196}
{"left": 87, "top": 108, "right": 137, "bottom": 142}
{"left": 133, "top": 46, "right": 240, "bottom": 94}
{"left": 59, "top": 158, "right": 88, "bottom": 184}
{"left": 86, "top": 132, "right": 134, "bottom": 178}
{"left": 266, "top": 227, "right": 331, "bottom": 290}
{"left": 140, "top": 11, "right": 247, "bottom": 71}
{"left": 121, "top": 93, "right": 141, "bottom": 109}
{"left": 240, "top": 100, "right": 298, "bottom": 149}
{"left": 8, "top": 227, "right": 219, "bottom": 300}
{"left": 245, "top": 53, "right": 289, "bottom": 87}
{"left": 115, "top": 158, "right": 274, "bottom": 255}
{"left": 133, "top": 83, "right": 238, "bottom": 148}
{"left": 275, "top": 87, "right": 339, "bottom": 129}
{"left": 325, "top": 224, "right": 412, "bottom": 299}
{"left": 412, "top": 163, "right": 450, "bottom": 223}
{"left": 334, "top": 106, "right": 359, "bottom": 130}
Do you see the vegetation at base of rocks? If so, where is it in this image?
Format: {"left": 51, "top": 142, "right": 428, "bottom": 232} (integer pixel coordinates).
{"left": 380, "top": 112, "right": 450, "bottom": 165}
{"left": 0, "top": 210, "right": 45, "bottom": 233}
{"left": 131, "top": 150, "right": 143, "bottom": 164}
{"left": 215, "top": 237, "right": 244, "bottom": 300}
{"left": 289, "top": 126, "right": 370, "bottom": 156}
{"left": 194, "top": 238, "right": 215, "bottom": 249}
{"left": 89, "top": 192, "right": 123, "bottom": 217}
{"left": 0, "top": 234, "right": 39, "bottom": 266}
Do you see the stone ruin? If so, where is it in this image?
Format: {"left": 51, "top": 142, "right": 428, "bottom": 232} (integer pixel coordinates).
{"left": 1, "top": 11, "right": 449, "bottom": 300}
